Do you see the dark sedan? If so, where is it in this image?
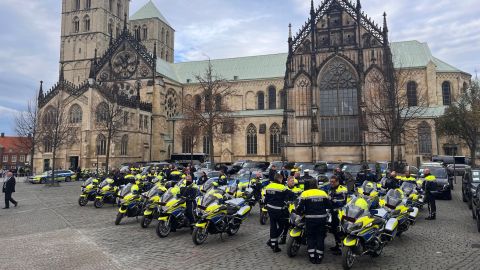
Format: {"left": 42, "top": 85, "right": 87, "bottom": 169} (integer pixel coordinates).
{"left": 418, "top": 166, "right": 452, "bottom": 200}
{"left": 471, "top": 184, "right": 480, "bottom": 232}
{"left": 463, "top": 169, "right": 480, "bottom": 209}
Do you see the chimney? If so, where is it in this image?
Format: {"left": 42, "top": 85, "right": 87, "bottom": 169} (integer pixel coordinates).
{"left": 1, "top": 133, "right": 4, "bottom": 138}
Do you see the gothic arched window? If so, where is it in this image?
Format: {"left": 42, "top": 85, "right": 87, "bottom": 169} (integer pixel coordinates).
{"left": 43, "top": 107, "right": 57, "bottom": 126}
{"left": 203, "top": 136, "right": 210, "bottom": 155}
{"left": 257, "top": 91, "right": 265, "bottom": 110}
{"left": 270, "top": 123, "right": 281, "bottom": 155}
{"left": 194, "top": 95, "right": 202, "bottom": 111}
{"left": 69, "top": 104, "right": 83, "bottom": 124}
{"left": 418, "top": 121, "right": 432, "bottom": 154}
{"left": 166, "top": 31, "right": 170, "bottom": 46}
{"left": 108, "top": 19, "right": 113, "bottom": 36}
{"left": 215, "top": 94, "right": 222, "bottom": 111}
{"left": 142, "top": 25, "right": 148, "bottom": 40}
{"left": 109, "top": 0, "right": 114, "bottom": 12}
{"left": 134, "top": 26, "right": 141, "bottom": 41}
{"left": 442, "top": 81, "right": 452, "bottom": 105}
{"left": 83, "top": 15, "right": 90, "bottom": 32}
{"left": 85, "top": 0, "right": 91, "bottom": 9}
{"left": 120, "top": 135, "right": 128, "bottom": 155}
{"left": 75, "top": 0, "right": 81, "bottom": 10}
{"left": 96, "top": 102, "right": 109, "bottom": 122}
{"left": 161, "top": 28, "right": 165, "bottom": 43}
{"left": 117, "top": 1, "right": 122, "bottom": 17}
{"left": 279, "top": 90, "right": 286, "bottom": 109}
{"left": 319, "top": 58, "right": 359, "bottom": 143}
{"left": 246, "top": 124, "right": 257, "bottom": 155}
{"left": 73, "top": 17, "right": 80, "bottom": 33}
{"left": 407, "top": 81, "right": 417, "bottom": 107}
{"left": 96, "top": 134, "right": 107, "bottom": 155}
{"left": 44, "top": 136, "right": 52, "bottom": 153}
{"left": 268, "top": 86, "right": 276, "bottom": 109}
{"left": 182, "top": 132, "right": 193, "bottom": 153}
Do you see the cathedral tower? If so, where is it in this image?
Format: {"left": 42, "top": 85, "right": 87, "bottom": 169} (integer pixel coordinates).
{"left": 60, "top": 0, "right": 130, "bottom": 84}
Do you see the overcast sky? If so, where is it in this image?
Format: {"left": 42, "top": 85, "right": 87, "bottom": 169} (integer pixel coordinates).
{"left": 0, "top": 0, "right": 478, "bottom": 135}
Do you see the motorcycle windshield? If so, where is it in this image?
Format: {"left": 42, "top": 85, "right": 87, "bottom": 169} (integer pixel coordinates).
{"left": 227, "top": 184, "right": 238, "bottom": 195}
{"left": 385, "top": 189, "right": 403, "bottom": 208}
{"left": 146, "top": 186, "right": 161, "bottom": 198}
{"left": 345, "top": 205, "right": 365, "bottom": 220}
{"left": 361, "top": 181, "right": 376, "bottom": 194}
{"left": 83, "top": 178, "right": 93, "bottom": 186}
{"left": 99, "top": 180, "right": 109, "bottom": 188}
{"left": 119, "top": 183, "right": 133, "bottom": 197}
{"left": 400, "top": 182, "right": 416, "bottom": 196}
{"left": 200, "top": 193, "right": 219, "bottom": 208}
{"left": 201, "top": 179, "right": 215, "bottom": 193}
{"left": 160, "top": 190, "right": 175, "bottom": 203}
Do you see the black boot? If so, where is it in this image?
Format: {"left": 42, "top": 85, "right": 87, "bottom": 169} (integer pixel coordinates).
{"left": 315, "top": 254, "right": 324, "bottom": 264}
{"left": 425, "top": 214, "right": 435, "bottom": 220}
{"left": 309, "top": 254, "right": 316, "bottom": 264}
{"left": 279, "top": 235, "right": 286, "bottom": 245}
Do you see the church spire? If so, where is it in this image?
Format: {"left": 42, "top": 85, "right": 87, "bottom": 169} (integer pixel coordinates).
{"left": 310, "top": 0, "right": 315, "bottom": 15}
{"left": 356, "top": 0, "right": 362, "bottom": 11}
{"left": 123, "top": 12, "right": 128, "bottom": 32}
{"left": 38, "top": 80, "right": 43, "bottom": 101}
{"left": 383, "top": 12, "right": 389, "bottom": 44}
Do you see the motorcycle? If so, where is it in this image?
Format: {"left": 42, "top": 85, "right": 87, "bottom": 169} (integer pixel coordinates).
{"left": 94, "top": 178, "right": 118, "bottom": 208}
{"left": 155, "top": 186, "right": 189, "bottom": 238}
{"left": 140, "top": 183, "right": 167, "bottom": 228}
{"left": 285, "top": 203, "right": 305, "bottom": 257}
{"left": 78, "top": 178, "right": 99, "bottom": 206}
{"left": 115, "top": 183, "right": 144, "bottom": 225}
{"left": 258, "top": 191, "right": 269, "bottom": 225}
{"left": 192, "top": 191, "right": 251, "bottom": 245}
{"left": 379, "top": 189, "right": 418, "bottom": 237}
{"left": 400, "top": 181, "right": 424, "bottom": 209}
{"left": 340, "top": 197, "right": 385, "bottom": 270}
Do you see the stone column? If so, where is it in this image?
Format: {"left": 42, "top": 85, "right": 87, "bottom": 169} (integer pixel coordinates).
{"left": 151, "top": 77, "right": 167, "bottom": 161}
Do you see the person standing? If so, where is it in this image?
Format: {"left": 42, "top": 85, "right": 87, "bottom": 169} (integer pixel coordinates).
{"left": 2, "top": 171, "right": 17, "bottom": 209}
{"left": 268, "top": 165, "right": 277, "bottom": 182}
{"left": 326, "top": 175, "right": 347, "bottom": 255}
{"left": 296, "top": 179, "right": 330, "bottom": 264}
{"left": 423, "top": 168, "right": 437, "bottom": 220}
{"left": 264, "top": 173, "right": 292, "bottom": 253}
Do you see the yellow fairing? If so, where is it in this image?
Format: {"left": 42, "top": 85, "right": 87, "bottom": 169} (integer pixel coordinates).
{"left": 124, "top": 193, "right": 136, "bottom": 201}
{"left": 410, "top": 193, "right": 419, "bottom": 200}
{"left": 158, "top": 216, "right": 168, "bottom": 221}
{"left": 151, "top": 196, "right": 160, "bottom": 203}
{"left": 119, "top": 208, "right": 127, "bottom": 214}
{"left": 195, "top": 222, "right": 207, "bottom": 228}
{"left": 357, "top": 216, "right": 375, "bottom": 227}
{"left": 289, "top": 228, "right": 302, "bottom": 237}
{"left": 144, "top": 209, "right": 153, "bottom": 215}
{"left": 101, "top": 186, "right": 110, "bottom": 192}
{"left": 344, "top": 236, "right": 358, "bottom": 247}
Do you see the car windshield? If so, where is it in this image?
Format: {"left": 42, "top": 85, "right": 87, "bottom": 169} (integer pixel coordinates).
{"left": 119, "top": 183, "right": 133, "bottom": 197}
{"left": 343, "top": 164, "right": 363, "bottom": 172}
{"left": 300, "top": 164, "right": 315, "bottom": 171}
{"left": 379, "top": 163, "right": 388, "bottom": 171}
{"left": 207, "top": 171, "right": 221, "bottom": 178}
{"left": 327, "top": 163, "right": 340, "bottom": 171}
{"left": 368, "top": 163, "right": 376, "bottom": 171}
{"left": 243, "top": 163, "right": 261, "bottom": 169}
{"left": 420, "top": 167, "right": 448, "bottom": 178}
{"left": 472, "top": 171, "right": 480, "bottom": 183}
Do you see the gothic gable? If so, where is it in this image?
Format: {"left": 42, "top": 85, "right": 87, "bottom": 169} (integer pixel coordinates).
{"left": 92, "top": 29, "right": 156, "bottom": 84}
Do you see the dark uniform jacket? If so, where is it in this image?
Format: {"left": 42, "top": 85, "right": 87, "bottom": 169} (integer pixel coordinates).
{"left": 264, "top": 182, "right": 292, "bottom": 210}
{"left": 2, "top": 176, "right": 16, "bottom": 193}
{"left": 297, "top": 188, "right": 331, "bottom": 218}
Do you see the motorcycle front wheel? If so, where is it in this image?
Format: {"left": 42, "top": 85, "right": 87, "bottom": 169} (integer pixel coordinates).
{"left": 115, "top": 213, "right": 124, "bottom": 225}
{"left": 156, "top": 220, "right": 171, "bottom": 238}
{"left": 140, "top": 216, "right": 152, "bottom": 228}
{"left": 226, "top": 223, "right": 240, "bottom": 236}
{"left": 78, "top": 197, "right": 88, "bottom": 206}
{"left": 192, "top": 226, "right": 208, "bottom": 245}
{"left": 94, "top": 199, "right": 104, "bottom": 208}
{"left": 286, "top": 235, "right": 301, "bottom": 257}
{"left": 259, "top": 211, "right": 268, "bottom": 225}
{"left": 342, "top": 246, "right": 356, "bottom": 270}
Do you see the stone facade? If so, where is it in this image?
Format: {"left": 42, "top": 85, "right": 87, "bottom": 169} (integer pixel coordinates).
{"left": 34, "top": 0, "right": 472, "bottom": 173}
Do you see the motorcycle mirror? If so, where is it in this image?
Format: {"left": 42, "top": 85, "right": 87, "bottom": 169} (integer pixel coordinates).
{"left": 407, "top": 208, "right": 414, "bottom": 213}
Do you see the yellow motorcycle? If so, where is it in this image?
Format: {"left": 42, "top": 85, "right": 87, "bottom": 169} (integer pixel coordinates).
{"left": 78, "top": 178, "right": 99, "bottom": 206}
{"left": 140, "top": 183, "right": 167, "bottom": 228}
{"left": 340, "top": 197, "right": 385, "bottom": 270}
{"left": 155, "top": 187, "right": 190, "bottom": 238}
{"left": 115, "top": 183, "right": 144, "bottom": 225}
{"left": 192, "top": 190, "right": 251, "bottom": 245}
{"left": 94, "top": 178, "right": 118, "bottom": 208}
{"left": 400, "top": 181, "right": 424, "bottom": 209}
{"left": 379, "top": 189, "right": 418, "bottom": 237}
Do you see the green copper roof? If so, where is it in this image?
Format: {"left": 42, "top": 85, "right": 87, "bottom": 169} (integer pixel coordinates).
{"left": 173, "top": 53, "right": 288, "bottom": 84}
{"left": 155, "top": 40, "right": 465, "bottom": 83}
{"left": 130, "top": 1, "right": 171, "bottom": 27}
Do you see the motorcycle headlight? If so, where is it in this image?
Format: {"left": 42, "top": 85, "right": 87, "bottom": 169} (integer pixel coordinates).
{"left": 471, "top": 188, "right": 477, "bottom": 196}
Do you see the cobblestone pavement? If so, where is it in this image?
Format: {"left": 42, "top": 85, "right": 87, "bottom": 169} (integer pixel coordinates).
{"left": 0, "top": 179, "right": 479, "bottom": 270}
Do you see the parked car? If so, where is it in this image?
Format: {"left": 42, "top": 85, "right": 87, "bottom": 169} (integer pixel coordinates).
{"left": 462, "top": 168, "right": 479, "bottom": 209}
{"left": 237, "top": 161, "right": 269, "bottom": 175}
{"left": 228, "top": 160, "right": 252, "bottom": 175}
{"left": 470, "top": 184, "right": 480, "bottom": 232}
{"left": 29, "top": 170, "right": 77, "bottom": 184}
{"left": 447, "top": 164, "right": 470, "bottom": 177}
{"left": 418, "top": 165, "right": 452, "bottom": 200}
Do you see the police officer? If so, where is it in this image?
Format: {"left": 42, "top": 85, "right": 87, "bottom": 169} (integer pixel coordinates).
{"left": 384, "top": 171, "right": 400, "bottom": 190}
{"left": 402, "top": 171, "right": 416, "bottom": 182}
{"left": 179, "top": 175, "right": 198, "bottom": 228}
{"left": 334, "top": 167, "right": 347, "bottom": 186}
{"left": 265, "top": 174, "right": 292, "bottom": 253}
{"left": 326, "top": 175, "right": 347, "bottom": 255}
{"left": 423, "top": 168, "right": 437, "bottom": 220}
{"left": 297, "top": 178, "right": 330, "bottom": 264}
{"left": 299, "top": 169, "right": 314, "bottom": 190}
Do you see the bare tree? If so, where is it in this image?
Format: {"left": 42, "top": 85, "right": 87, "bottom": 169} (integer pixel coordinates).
{"left": 180, "top": 116, "right": 202, "bottom": 164}
{"left": 94, "top": 95, "right": 123, "bottom": 174}
{"left": 14, "top": 97, "right": 40, "bottom": 175}
{"left": 182, "top": 61, "right": 239, "bottom": 166}
{"left": 365, "top": 67, "right": 427, "bottom": 169}
{"left": 37, "top": 97, "right": 77, "bottom": 185}
{"left": 436, "top": 81, "right": 480, "bottom": 166}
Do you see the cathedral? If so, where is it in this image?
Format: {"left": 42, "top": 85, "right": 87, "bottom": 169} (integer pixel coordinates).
{"left": 34, "top": 0, "right": 471, "bottom": 173}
